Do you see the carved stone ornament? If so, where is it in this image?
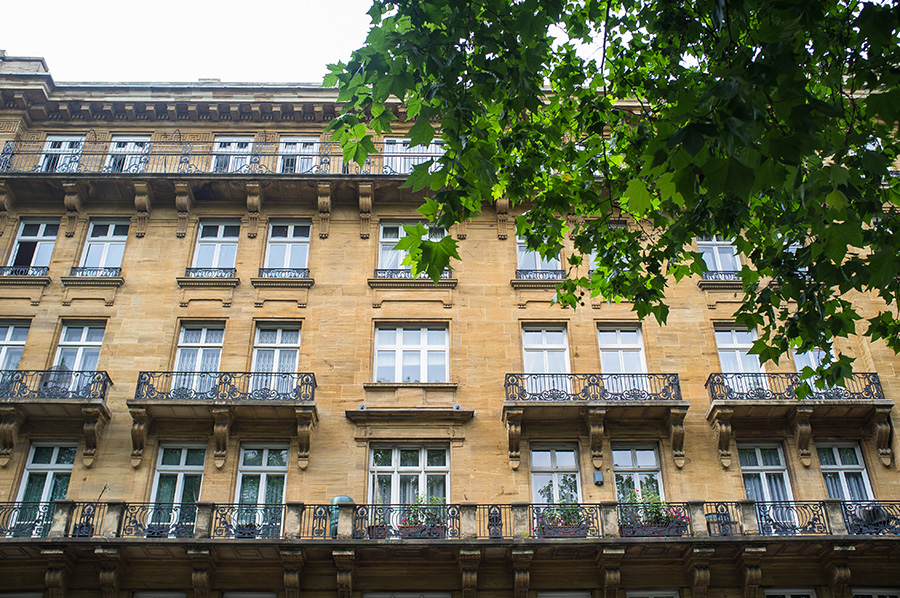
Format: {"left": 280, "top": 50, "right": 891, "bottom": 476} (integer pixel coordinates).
{"left": 42, "top": 547, "right": 72, "bottom": 598}
{"left": 510, "top": 549, "right": 533, "bottom": 598}
{"left": 245, "top": 181, "right": 264, "bottom": 238}
{"left": 0, "top": 406, "right": 25, "bottom": 467}
{"left": 459, "top": 548, "right": 483, "bottom": 598}
{"left": 711, "top": 406, "right": 734, "bottom": 468}
{"left": 174, "top": 182, "right": 194, "bottom": 238}
{"left": 495, "top": 197, "right": 510, "bottom": 240}
{"left": 295, "top": 406, "right": 318, "bottom": 469}
{"left": 128, "top": 408, "right": 152, "bottom": 468}
{"left": 81, "top": 405, "right": 111, "bottom": 468}
{"left": 686, "top": 546, "right": 714, "bottom": 598}
{"left": 587, "top": 407, "right": 606, "bottom": 469}
{"left": 211, "top": 406, "right": 233, "bottom": 469}
{"left": 187, "top": 548, "right": 215, "bottom": 598}
{"left": 669, "top": 406, "right": 688, "bottom": 468}
{"left": 872, "top": 406, "right": 894, "bottom": 467}
{"left": 830, "top": 563, "right": 851, "bottom": 598}
{"left": 95, "top": 546, "right": 121, "bottom": 598}
{"left": 740, "top": 546, "right": 765, "bottom": 598}
{"left": 597, "top": 547, "right": 625, "bottom": 598}
{"left": 62, "top": 181, "right": 85, "bottom": 237}
{"left": 280, "top": 548, "right": 305, "bottom": 598}
{"left": 358, "top": 181, "right": 373, "bottom": 239}
{"left": 792, "top": 406, "right": 813, "bottom": 467}
{"left": 504, "top": 407, "right": 524, "bottom": 470}
{"left": 132, "top": 181, "right": 153, "bottom": 238}
{"left": 318, "top": 182, "right": 332, "bottom": 238}
{"left": 333, "top": 549, "right": 355, "bottom": 598}
{"left": 0, "top": 180, "right": 15, "bottom": 235}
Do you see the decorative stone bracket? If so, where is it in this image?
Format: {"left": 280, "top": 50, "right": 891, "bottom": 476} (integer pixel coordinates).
{"left": 668, "top": 406, "right": 688, "bottom": 468}
{"left": 187, "top": 548, "right": 216, "bottom": 598}
{"left": 0, "top": 180, "right": 15, "bottom": 234}
{"left": 587, "top": 407, "right": 605, "bottom": 469}
{"left": 708, "top": 406, "right": 734, "bottom": 468}
{"left": 358, "top": 182, "right": 373, "bottom": 238}
{"left": 42, "top": 547, "right": 73, "bottom": 598}
{"left": 503, "top": 407, "right": 523, "bottom": 470}
{"left": 459, "top": 548, "right": 482, "bottom": 598}
{"left": 132, "top": 181, "right": 153, "bottom": 238}
{"left": 495, "top": 197, "right": 510, "bottom": 240}
{"left": 872, "top": 406, "right": 894, "bottom": 467}
{"left": 81, "top": 405, "right": 111, "bottom": 468}
{"left": 740, "top": 546, "right": 765, "bottom": 598}
{"left": 295, "top": 405, "right": 318, "bottom": 470}
{"left": 0, "top": 404, "right": 109, "bottom": 468}
{"left": 62, "top": 181, "right": 86, "bottom": 237}
{"left": 791, "top": 406, "right": 814, "bottom": 467}
{"left": 510, "top": 548, "right": 533, "bottom": 598}
{"left": 281, "top": 548, "right": 305, "bottom": 598}
{"left": 129, "top": 408, "right": 152, "bottom": 468}
{"left": 211, "top": 406, "right": 233, "bottom": 469}
{"left": 245, "top": 182, "right": 264, "bottom": 238}
{"left": 685, "top": 546, "right": 715, "bottom": 598}
{"left": 0, "top": 406, "right": 26, "bottom": 467}
{"left": 318, "top": 182, "right": 332, "bottom": 238}
{"left": 333, "top": 549, "right": 355, "bottom": 598}
{"left": 596, "top": 546, "right": 625, "bottom": 598}
{"left": 175, "top": 182, "right": 194, "bottom": 238}
{"left": 95, "top": 546, "right": 122, "bottom": 598}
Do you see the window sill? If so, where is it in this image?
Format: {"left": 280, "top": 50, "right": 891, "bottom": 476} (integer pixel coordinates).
{"left": 251, "top": 277, "right": 314, "bottom": 289}
{"left": 367, "top": 278, "right": 458, "bottom": 289}
{"left": 363, "top": 382, "right": 458, "bottom": 391}
{"left": 510, "top": 279, "right": 561, "bottom": 290}
{"left": 345, "top": 406, "right": 474, "bottom": 424}
{"left": 0, "top": 275, "right": 51, "bottom": 287}
{"left": 697, "top": 279, "right": 743, "bottom": 291}
{"left": 61, "top": 275, "right": 124, "bottom": 288}
{"left": 176, "top": 276, "right": 240, "bottom": 289}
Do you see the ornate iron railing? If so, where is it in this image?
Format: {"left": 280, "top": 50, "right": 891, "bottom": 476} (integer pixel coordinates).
{"left": 257, "top": 268, "right": 310, "bottom": 278}
{"left": 353, "top": 504, "right": 460, "bottom": 539}
{"left": 702, "top": 270, "right": 741, "bottom": 281}
{"left": 134, "top": 371, "right": 316, "bottom": 402}
{"left": 505, "top": 373, "right": 682, "bottom": 402}
{"left": 0, "top": 502, "right": 55, "bottom": 538}
{"left": 703, "top": 502, "right": 743, "bottom": 536}
{"left": 0, "top": 266, "right": 49, "bottom": 277}
{"left": 842, "top": 501, "right": 900, "bottom": 535}
{"left": 120, "top": 503, "right": 197, "bottom": 538}
{"left": 0, "top": 370, "right": 112, "bottom": 401}
{"left": 69, "top": 502, "right": 105, "bottom": 538}
{"left": 705, "top": 372, "right": 884, "bottom": 402}
{"left": 618, "top": 502, "right": 692, "bottom": 537}
{"left": 531, "top": 504, "right": 601, "bottom": 538}
{"left": 211, "top": 504, "right": 285, "bottom": 539}
{"left": 0, "top": 140, "right": 442, "bottom": 177}
{"left": 183, "top": 268, "right": 237, "bottom": 278}
{"left": 515, "top": 269, "right": 565, "bottom": 280}
{"left": 373, "top": 268, "right": 453, "bottom": 279}
{"left": 69, "top": 267, "right": 121, "bottom": 277}
{"left": 476, "top": 504, "right": 512, "bottom": 539}
{"left": 299, "top": 504, "right": 332, "bottom": 539}
{"left": 755, "top": 501, "right": 829, "bottom": 536}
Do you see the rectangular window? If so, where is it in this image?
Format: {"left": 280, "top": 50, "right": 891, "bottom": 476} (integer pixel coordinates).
{"left": 522, "top": 326, "right": 570, "bottom": 394}
{"left": 764, "top": 591, "right": 816, "bottom": 598}
{"left": 106, "top": 136, "right": 150, "bottom": 173}
{"left": 378, "top": 223, "right": 445, "bottom": 274}
{"left": 174, "top": 325, "right": 224, "bottom": 392}
{"left": 697, "top": 235, "right": 740, "bottom": 277}
{"left": 817, "top": 443, "right": 872, "bottom": 501}
{"left": 211, "top": 136, "right": 253, "bottom": 173}
{"left": 251, "top": 324, "right": 300, "bottom": 394}
{"left": 76, "top": 221, "right": 129, "bottom": 275}
{"left": 715, "top": 327, "right": 763, "bottom": 373}
{"left": 853, "top": 590, "right": 900, "bottom": 598}
{"left": 262, "top": 221, "right": 310, "bottom": 277}
{"left": 369, "top": 445, "right": 449, "bottom": 504}
{"left": 517, "top": 236, "right": 562, "bottom": 277}
{"left": 11, "top": 444, "right": 76, "bottom": 537}
{"left": 0, "top": 323, "right": 29, "bottom": 370}
{"left": 612, "top": 444, "right": 662, "bottom": 502}
{"left": 149, "top": 445, "right": 205, "bottom": 538}
{"left": 598, "top": 326, "right": 649, "bottom": 395}
{"left": 382, "top": 138, "right": 444, "bottom": 174}
{"left": 374, "top": 325, "right": 448, "bottom": 383}
{"left": 531, "top": 445, "right": 581, "bottom": 503}
{"left": 40, "top": 135, "right": 83, "bottom": 173}
{"left": 48, "top": 323, "right": 105, "bottom": 391}
{"left": 191, "top": 221, "right": 240, "bottom": 274}
{"left": 738, "top": 444, "right": 793, "bottom": 501}
{"left": 278, "top": 137, "right": 319, "bottom": 174}
{"left": 232, "top": 445, "right": 288, "bottom": 538}
{"left": 5, "top": 221, "right": 58, "bottom": 275}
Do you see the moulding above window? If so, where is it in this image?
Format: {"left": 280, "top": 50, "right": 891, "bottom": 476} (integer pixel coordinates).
{"left": 345, "top": 406, "right": 474, "bottom": 424}
{"left": 250, "top": 277, "right": 314, "bottom": 289}
{"left": 367, "top": 278, "right": 458, "bottom": 290}
{"left": 362, "top": 382, "right": 459, "bottom": 392}
{"left": 510, "top": 279, "right": 561, "bottom": 290}
{"left": 0, "top": 275, "right": 51, "bottom": 287}
{"left": 176, "top": 277, "right": 240, "bottom": 289}
{"left": 697, "top": 279, "right": 743, "bottom": 291}
{"left": 60, "top": 275, "right": 124, "bottom": 288}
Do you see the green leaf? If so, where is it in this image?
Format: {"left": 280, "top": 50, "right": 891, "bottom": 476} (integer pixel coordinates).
{"left": 622, "top": 179, "right": 653, "bottom": 216}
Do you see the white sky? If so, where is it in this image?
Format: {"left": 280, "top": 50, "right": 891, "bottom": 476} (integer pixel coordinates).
{"left": 0, "top": 0, "right": 374, "bottom": 84}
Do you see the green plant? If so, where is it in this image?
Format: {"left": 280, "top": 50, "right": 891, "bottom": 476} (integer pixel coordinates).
{"left": 621, "top": 489, "right": 688, "bottom": 526}
{"left": 400, "top": 494, "right": 445, "bottom": 527}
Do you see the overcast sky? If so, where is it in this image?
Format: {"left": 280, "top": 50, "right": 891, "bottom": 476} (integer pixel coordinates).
{"left": 0, "top": 0, "right": 374, "bottom": 84}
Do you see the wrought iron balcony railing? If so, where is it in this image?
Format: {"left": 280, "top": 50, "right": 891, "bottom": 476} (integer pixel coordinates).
{"left": 617, "top": 502, "right": 692, "bottom": 537}
{"left": 211, "top": 504, "right": 285, "bottom": 539}
{"left": 120, "top": 503, "right": 197, "bottom": 538}
{"left": 705, "top": 372, "right": 885, "bottom": 402}
{"left": 0, "top": 266, "right": 49, "bottom": 277}
{"left": 0, "top": 140, "right": 443, "bottom": 177}
{"left": 477, "top": 504, "right": 512, "bottom": 539}
{"left": 257, "top": 268, "right": 310, "bottom": 278}
{"left": 842, "top": 501, "right": 900, "bottom": 535}
{"left": 703, "top": 501, "right": 743, "bottom": 536}
{"left": 353, "top": 504, "right": 461, "bottom": 539}
{"left": 515, "top": 269, "right": 565, "bottom": 280}
{"left": 701, "top": 270, "right": 741, "bottom": 281}
{"left": 755, "top": 501, "right": 829, "bottom": 536}
{"left": 0, "top": 502, "right": 55, "bottom": 538}
{"left": 69, "top": 267, "right": 122, "bottom": 277}
{"left": 0, "top": 370, "right": 112, "bottom": 401}
{"left": 373, "top": 268, "right": 452, "bottom": 279}
{"left": 183, "top": 267, "right": 237, "bottom": 278}
{"left": 69, "top": 502, "right": 105, "bottom": 538}
{"left": 532, "top": 504, "right": 601, "bottom": 538}
{"left": 505, "top": 373, "right": 682, "bottom": 402}
{"left": 134, "top": 371, "right": 316, "bottom": 402}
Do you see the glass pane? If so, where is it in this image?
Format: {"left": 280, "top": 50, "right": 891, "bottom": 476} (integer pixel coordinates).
{"left": 205, "top": 329, "right": 224, "bottom": 344}
{"left": 838, "top": 446, "right": 859, "bottom": 465}
{"left": 223, "top": 225, "right": 240, "bottom": 238}
{"left": 556, "top": 450, "right": 577, "bottom": 468}
{"left": 84, "top": 244, "right": 104, "bottom": 267}
{"left": 11, "top": 326, "right": 29, "bottom": 342}
{"left": 294, "top": 225, "right": 310, "bottom": 238}
{"left": 49, "top": 473, "right": 70, "bottom": 501}
{"left": 161, "top": 448, "right": 182, "bottom": 466}
{"left": 426, "top": 328, "right": 446, "bottom": 345}
{"left": 2, "top": 347, "right": 23, "bottom": 369}
{"left": 373, "top": 449, "right": 392, "bottom": 467}
{"left": 254, "top": 350, "right": 275, "bottom": 373}
{"left": 21, "top": 473, "right": 47, "bottom": 502}
{"left": 32, "top": 446, "right": 53, "bottom": 464}
{"left": 257, "top": 329, "right": 278, "bottom": 344}
{"left": 63, "top": 327, "right": 83, "bottom": 343}
{"left": 375, "top": 474, "right": 392, "bottom": 503}
{"left": 817, "top": 447, "right": 837, "bottom": 466}
{"left": 545, "top": 330, "right": 565, "bottom": 344}
{"left": 185, "top": 449, "right": 205, "bottom": 466}
{"left": 105, "top": 243, "right": 125, "bottom": 268}
{"left": 375, "top": 351, "right": 395, "bottom": 382}
{"left": 181, "top": 475, "right": 202, "bottom": 503}
{"left": 426, "top": 475, "right": 446, "bottom": 501}
{"left": 56, "top": 447, "right": 76, "bottom": 465}
{"left": 200, "top": 225, "right": 219, "bottom": 238}
{"left": 375, "top": 328, "right": 395, "bottom": 345}
{"left": 401, "top": 328, "right": 420, "bottom": 345}
{"left": 426, "top": 351, "right": 445, "bottom": 382}
{"left": 399, "top": 475, "right": 418, "bottom": 503}
{"left": 155, "top": 474, "right": 177, "bottom": 503}
{"left": 216, "top": 244, "right": 237, "bottom": 268}
{"left": 598, "top": 330, "right": 618, "bottom": 345}
{"left": 635, "top": 449, "right": 657, "bottom": 468}
{"left": 240, "top": 476, "right": 261, "bottom": 504}
{"left": 78, "top": 348, "right": 101, "bottom": 371}
{"left": 738, "top": 448, "right": 758, "bottom": 467}
{"left": 243, "top": 449, "right": 263, "bottom": 467}
{"left": 822, "top": 472, "right": 844, "bottom": 499}
{"left": 845, "top": 472, "right": 869, "bottom": 501}
{"left": 400, "top": 449, "right": 419, "bottom": 467}
{"left": 194, "top": 245, "right": 215, "bottom": 267}
{"left": 33, "top": 243, "right": 54, "bottom": 267}
{"left": 182, "top": 328, "right": 202, "bottom": 343}
{"left": 281, "top": 329, "right": 300, "bottom": 345}
{"left": 714, "top": 330, "right": 733, "bottom": 346}
{"left": 639, "top": 474, "right": 660, "bottom": 498}
{"left": 267, "top": 245, "right": 286, "bottom": 267}
{"left": 612, "top": 449, "right": 633, "bottom": 468}
{"left": 545, "top": 351, "right": 567, "bottom": 373}
{"left": 760, "top": 448, "right": 782, "bottom": 467}
{"left": 426, "top": 449, "right": 446, "bottom": 467}
{"left": 742, "top": 474, "right": 765, "bottom": 501}
{"left": 271, "top": 225, "right": 288, "bottom": 238}
{"left": 288, "top": 245, "right": 308, "bottom": 268}
{"left": 718, "top": 351, "right": 740, "bottom": 371}
{"left": 401, "top": 351, "right": 420, "bottom": 382}
{"left": 558, "top": 473, "right": 578, "bottom": 502}
{"left": 614, "top": 474, "right": 635, "bottom": 502}
{"left": 532, "top": 473, "right": 554, "bottom": 503}
{"left": 113, "top": 224, "right": 130, "bottom": 236}
{"left": 766, "top": 473, "right": 789, "bottom": 501}
{"left": 531, "top": 450, "right": 551, "bottom": 468}
{"left": 265, "top": 475, "right": 285, "bottom": 503}
{"left": 267, "top": 449, "right": 288, "bottom": 467}
{"left": 621, "top": 351, "right": 644, "bottom": 373}
{"left": 382, "top": 226, "right": 399, "bottom": 239}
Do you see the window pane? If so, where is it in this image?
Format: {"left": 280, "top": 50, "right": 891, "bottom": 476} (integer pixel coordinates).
{"left": 185, "top": 449, "right": 205, "bottom": 466}
{"left": 86, "top": 327, "right": 105, "bottom": 343}
{"left": 267, "top": 449, "right": 288, "bottom": 467}
{"left": 556, "top": 450, "right": 577, "bottom": 468}
{"left": 635, "top": 449, "right": 657, "bottom": 468}
{"left": 400, "top": 450, "right": 419, "bottom": 467}
{"left": 532, "top": 473, "right": 554, "bottom": 502}
{"left": 161, "top": 448, "right": 182, "bottom": 466}
{"left": 817, "top": 447, "right": 837, "bottom": 466}
{"left": 838, "top": 446, "right": 859, "bottom": 465}
{"left": 271, "top": 225, "right": 288, "bottom": 238}
{"left": 614, "top": 474, "right": 635, "bottom": 501}
{"left": 558, "top": 473, "right": 579, "bottom": 502}
{"left": 243, "top": 449, "right": 263, "bottom": 467}
{"left": 426, "top": 328, "right": 446, "bottom": 345}
{"left": 738, "top": 449, "right": 758, "bottom": 467}
{"left": 426, "top": 475, "right": 446, "bottom": 501}
{"left": 426, "top": 449, "right": 446, "bottom": 467}
{"left": 426, "top": 351, "right": 445, "bottom": 382}
{"left": 532, "top": 450, "right": 552, "bottom": 468}
{"left": 372, "top": 449, "right": 392, "bottom": 467}
{"left": 32, "top": 447, "right": 54, "bottom": 464}
{"left": 401, "top": 328, "right": 420, "bottom": 345}
{"left": 399, "top": 475, "right": 418, "bottom": 503}
{"left": 760, "top": 448, "right": 782, "bottom": 467}
{"left": 205, "top": 329, "right": 224, "bottom": 344}
{"left": 375, "top": 351, "right": 396, "bottom": 382}
{"left": 401, "top": 350, "right": 420, "bottom": 382}
{"left": 375, "top": 328, "right": 395, "bottom": 345}
{"left": 83, "top": 244, "right": 104, "bottom": 267}
{"left": 612, "top": 449, "right": 633, "bottom": 468}
{"left": 56, "top": 447, "right": 76, "bottom": 465}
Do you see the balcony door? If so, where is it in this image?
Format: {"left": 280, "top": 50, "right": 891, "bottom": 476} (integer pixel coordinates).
{"left": 234, "top": 446, "right": 288, "bottom": 538}
{"left": 738, "top": 444, "right": 800, "bottom": 534}
{"left": 173, "top": 326, "right": 223, "bottom": 393}
{"left": 149, "top": 446, "right": 205, "bottom": 538}
{"left": 41, "top": 136, "right": 83, "bottom": 173}
{"left": 12, "top": 445, "right": 76, "bottom": 537}
{"left": 49, "top": 324, "right": 105, "bottom": 393}
{"left": 251, "top": 325, "right": 300, "bottom": 396}
{"left": 598, "top": 326, "right": 647, "bottom": 395}
{"left": 523, "top": 327, "right": 570, "bottom": 395}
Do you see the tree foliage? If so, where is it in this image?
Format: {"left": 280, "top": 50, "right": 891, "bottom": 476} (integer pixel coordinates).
{"left": 325, "top": 0, "right": 900, "bottom": 391}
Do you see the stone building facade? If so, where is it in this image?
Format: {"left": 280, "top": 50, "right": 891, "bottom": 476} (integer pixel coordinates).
{"left": 0, "top": 51, "right": 898, "bottom": 598}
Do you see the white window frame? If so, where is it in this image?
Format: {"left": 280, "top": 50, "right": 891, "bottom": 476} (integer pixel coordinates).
{"left": 278, "top": 137, "right": 319, "bottom": 174}
{"left": 817, "top": 442, "right": 873, "bottom": 501}
{"left": 612, "top": 443, "right": 664, "bottom": 502}
{"left": 715, "top": 327, "right": 764, "bottom": 373}
{"left": 105, "top": 136, "right": 151, "bottom": 173}
{"left": 382, "top": 137, "right": 444, "bottom": 174}
{"left": 49, "top": 323, "right": 105, "bottom": 391}
{"left": 192, "top": 221, "right": 240, "bottom": 270}
{"left": 11, "top": 444, "right": 77, "bottom": 538}
{"left": 264, "top": 221, "right": 311, "bottom": 272}
{"left": 763, "top": 590, "right": 816, "bottom": 598}
{"left": 232, "top": 445, "right": 289, "bottom": 538}
{"left": 626, "top": 592, "right": 680, "bottom": 598}
{"left": 173, "top": 325, "right": 224, "bottom": 392}
{"left": 368, "top": 445, "right": 450, "bottom": 504}
{"left": 0, "top": 322, "right": 29, "bottom": 370}
{"left": 530, "top": 444, "right": 582, "bottom": 503}
{"left": 251, "top": 324, "right": 300, "bottom": 394}
{"left": 7, "top": 220, "right": 58, "bottom": 272}
{"left": 79, "top": 220, "right": 129, "bottom": 270}
{"left": 148, "top": 444, "right": 206, "bottom": 538}
{"left": 373, "top": 324, "right": 449, "bottom": 383}
{"left": 522, "top": 326, "right": 570, "bottom": 394}
{"left": 211, "top": 136, "right": 253, "bottom": 173}
{"left": 516, "top": 236, "right": 562, "bottom": 272}
{"left": 378, "top": 222, "right": 445, "bottom": 272}
{"left": 598, "top": 326, "right": 647, "bottom": 373}
{"left": 697, "top": 234, "right": 740, "bottom": 273}
{"left": 738, "top": 443, "right": 794, "bottom": 501}
{"left": 40, "top": 135, "right": 83, "bottom": 173}
{"left": 852, "top": 590, "right": 900, "bottom": 598}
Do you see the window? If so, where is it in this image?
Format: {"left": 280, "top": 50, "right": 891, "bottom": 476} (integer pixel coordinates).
{"left": 523, "top": 327, "right": 570, "bottom": 394}
{"left": 106, "top": 136, "right": 150, "bottom": 173}
{"left": 715, "top": 328, "right": 763, "bottom": 373}
{"left": 817, "top": 443, "right": 872, "bottom": 501}
{"left": 149, "top": 445, "right": 205, "bottom": 538}
{"left": 40, "top": 135, "right": 83, "bottom": 173}
{"left": 369, "top": 446, "right": 449, "bottom": 504}
{"left": 697, "top": 235, "right": 740, "bottom": 278}
{"left": 739, "top": 444, "right": 793, "bottom": 502}
{"left": 626, "top": 593, "right": 679, "bottom": 598}
{"left": 4, "top": 221, "right": 58, "bottom": 275}
{"left": 76, "top": 221, "right": 129, "bottom": 275}
{"left": 233, "top": 446, "right": 288, "bottom": 539}
{"left": 262, "top": 221, "right": 310, "bottom": 277}
{"left": 48, "top": 323, "right": 105, "bottom": 391}
{"left": 612, "top": 444, "right": 662, "bottom": 501}
{"left": 764, "top": 591, "right": 816, "bottom": 598}
{"left": 11, "top": 444, "right": 76, "bottom": 537}
{"left": 382, "top": 138, "right": 444, "bottom": 174}
{"left": 374, "top": 325, "right": 448, "bottom": 383}
{"left": 278, "top": 137, "right": 319, "bottom": 174}
{"left": 853, "top": 590, "right": 900, "bottom": 598}
{"left": 251, "top": 325, "right": 300, "bottom": 394}
{"left": 516, "top": 236, "right": 562, "bottom": 278}
{"left": 191, "top": 221, "right": 240, "bottom": 274}
{"left": 598, "top": 326, "right": 647, "bottom": 394}
{"left": 531, "top": 445, "right": 581, "bottom": 503}
{"left": 211, "top": 136, "right": 253, "bottom": 173}
{"left": 174, "top": 325, "right": 223, "bottom": 392}
{"left": 0, "top": 323, "right": 28, "bottom": 370}
{"left": 378, "top": 223, "right": 445, "bottom": 275}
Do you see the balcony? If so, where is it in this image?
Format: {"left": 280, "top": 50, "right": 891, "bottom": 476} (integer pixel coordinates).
{"left": 0, "top": 266, "right": 49, "bottom": 277}
{"left": 68, "top": 267, "right": 121, "bottom": 277}
{"left": 705, "top": 372, "right": 894, "bottom": 468}
{"left": 0, "top": 370, "right": 112, "bottom": 467}
{"left": 183, "top": 268, "right": 237, "bottom": 278}
{"left": 698, "top": 270, "right": 742, "bottom": 291}
{"left": 256, "top": 268, "right": 310, "bottom": 279}
{"left": 128, "top": 371, "right": 317, "bottom": 469}
{"left": 353, "top": 504, "right": 461, "bottom": 539}
{"left": 842, "top": 501, "right": 900, "bottom": 535}
{"left": 502, "top": 373, "right": 689, "bottom": 469}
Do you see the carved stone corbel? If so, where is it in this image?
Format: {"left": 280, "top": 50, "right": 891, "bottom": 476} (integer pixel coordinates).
{"left": 587, "top": 407, "right": 606, "bottom": 469}
{"left": 42, "top": 547, "right": 72, "bottom": 598}
{"left": 792, "top": 406, "right": 813, "bottom": 467}
{"left": 510, "top": 549, "right": 533, "bottom": 598}
{"left": 81, "top": 405, "right": 110, "bottom": 468}
{"left": 455, "top": 219, "right": 467, "bottom": 240}
{"left": 597, "top": 546, "right": 624, "bottom": 598}
{"left": 740, "top": 546, "right": 765, "bottom": 598}
{"left": 0, "top": 180, "right": 15, "bottom": 234}
{"left": 174, "top": 182, "right": 194, "bottom": 238}
{"left": 503, "top": 408, "right": 523, "bottom": 470}
{"left": 132, "top": 181, "right": 153, "bottom": 238}
{"left": 317, "top": 182, "right": 332, "bottom": 239}
{"left": 459, "top": 548, "right": 482, "bottom": 598}
{"left": 187, "top": 548, "right": 215, "bottom": 598}
{"left": 128, "top": 408, "right": 152, "bottom": 468}
{"left": 211, "top": 406, "right": 233, "bottom": 469}
{"left": 333, "top": 549, "right": 355, "bottom": 598}
{"left": 62, "top": 181, "right": 85, "bottom": 237}
{"left": 245, "top": 182, "right": 264, "bottom": 238}
{"left": 710, "top": 406, "right": 734, "bottom": 468}
{"left": 871, "top": 406, "right": 893, "bottom": 467}
{"left": 0, "top": 406, "right": 25, "bottom": 467}
{"left": 495, "top": 197, "right": 510, "bottom": 240}
{"left": 686, "top": 546, "right": 714, "bottom": 598}
{"left": 358, "top": 182, "right": 373, "bottom": 239}
{"left": 295, "top": 406, "right": 318, "bottom": 470}
{"left": 95, "top": 546, "right": 121, "bottom": 598}
{"left": 280, "top": 548, "right": 305, "bottom": 598}
{"left": 668, "top": 406, "right": 688, "bottom": 468}
{"left": 830, "top": 563, "right": 851, "bottom": 598}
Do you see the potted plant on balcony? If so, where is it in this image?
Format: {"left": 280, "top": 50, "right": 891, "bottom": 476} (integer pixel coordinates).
{"left": 534, "top": 500, "right": 589, "bottom": 538}
{"left": 398, "top": 495, "right": 447, "bottom": 539}
{"left": 619, "top": 489, "right": 689, "bottom": 537}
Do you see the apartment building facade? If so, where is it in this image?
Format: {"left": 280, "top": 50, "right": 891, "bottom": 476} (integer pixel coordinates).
{"left": 0, "top": 51, "right": 898, "bottom": 598}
